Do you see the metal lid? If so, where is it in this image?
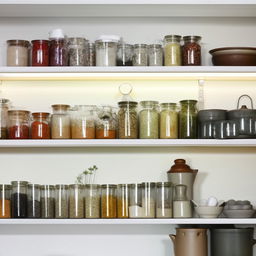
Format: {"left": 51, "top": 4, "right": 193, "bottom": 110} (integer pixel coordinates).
{"left": 7, "top": 40, "right": 30, "bottom": 47}
{"left": 164, "top": 35, "right": 181, "bottom": 40}
{"left": 141, "top": 182, "right": 156, "bottom": 187}
{"left": 32, "top": 112, "right": 50, "bottom": 118}
{"left": 156, "top": 182, "right": 172, "bottom": 187}
{"left": 101, "top": 184, "right": 117, "bottom": 188}
{"left": 28, "top": 183, "right": 41, "bottom": 188}
{"left": 134, "top": 44, "right": 148, "bottom": 48}
{"left": 69, "top": 184, "right": 84, "bottom": 189}
{"left": 85, "top": 184, "right": 100, "bottom": 189}
{"left": 0, "top": 184, "right": 11, "bottom": 190}
{"left": 118, "top": 101, "right": 138, "bottom": 107}
{"left": 55, "top": 184, "right": 69, "bottom": 189}
{"left": 198, "top": 109, "right": 227, "bottom": 121}
{"left": 40, "top": 185, "right": 55, "bottom": 189}
{"left": 140, "top": 100, "right": 159, "bottom": 106}
{"left": 183, "top": 35, "right": 202, "bottom": 41}
{"left": 128, "top": 183, "right": 142, "bottom": 188}
{"left": 180, "top": 100, "right": 198, "bottom": 104}
{"left": 11, "top": 181, "right": 29, "bottom": 186}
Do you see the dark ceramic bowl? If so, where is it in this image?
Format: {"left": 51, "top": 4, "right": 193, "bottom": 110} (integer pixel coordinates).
{"left": 209, "top": 47, "right": 256, "bottom": 66}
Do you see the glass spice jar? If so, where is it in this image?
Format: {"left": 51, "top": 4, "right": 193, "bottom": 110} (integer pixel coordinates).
{"left": 8, "top": 110, "right": 30, "bottom": 139}
{"left": 27, "top": 184, "right": 41, "bottom": 218}
{"left": 117, "top": 44, "right": 133, "bottom": 66}
{"left": 141, "top": 182, "right": 156, "bottom": 218}
{"left": 133, "top": 44, "right": 148, "bottom": 66}
{"left": 7, "top": 40, "right": 30, "bottom": 66}
{"left": 164, "top": 35, "right": 182, "bottom": 66}
{"left": 179, "top": 100, "right": 198, "bottom": 139}
{"left": 128, "top": 183, "right": 143, "bottom": 218}
{"left": 117, "top": 184, "right": 129, "bottom": 218}
{"left": 69, "top": 184, "right": 84, "bottom": 218}
{"left": 31, "top": 112, "right": 51, "bottom": 139}
{"left": 40, "top": 185, "right": 55, "bottom": 219}
{"left": 85, "top": 42, "right": 95, "bottom": 66}
{"left": 0, "top": 99, "right": 9, "bottom": 139}
{"left": 31, "top": 40, "right": 49, "bottom": 66}
{"left": 148, "top": 44, "right": 163, "bottom": 66}
{"left": 182, "top": 36, "right": 201, "bottom": 66}
{"left": 160, "top": 103, "right": 178, "bottom": 139}
{"left": 68, "top": 37, "right": 87, "bottom": 66}
{"left": 139, "top": 101, "right": 159, "bottom": 139}
{"left": 0, "top": 184, "right": 11, "bottom": 218}
{"left": 85, "top": 184, "right": 101, "bottom": 218}
{"left": 55, "top": 184, "right": 69, "bottom": 219}
{"left": 101, "top": 184, "right": 117, "bottom": 218}
{"left": 156, "top": 182, "right": 172, "bottom": 218}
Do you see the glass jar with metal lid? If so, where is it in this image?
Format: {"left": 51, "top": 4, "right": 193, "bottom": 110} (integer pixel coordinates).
{"left": 27, "top": 184, "right": 41, "bottom": 218}
{"left": 68, "top": 37, "right": 87, "bottom": 66}
{"left": 117, "top": 43, "right": 133, "bottom": 66}
{"left": 117, "top": 184, "right": 129, "bottom": 218}
{"left": 164, "top": 35, "right": 182, "bottom": 66}
{"left": 31, "top": 112, "right": 51, "bottom": 139}
{"left": 0, "top": 99, "right": 9, "bottom": 139}
{"left": 133, "top": 44, "right": 148, "bottom": 66}
{"left": 0, "top": 184, "right": 11, "bottom": 218}
{"left": 141, "top": 182, "right": 156, "bottom": 218}
{"left": 31, "top": 40, "right": 49, "bottom": 66}
{"left": 148, "top": 44, "right": 163, "bottom": 66}
{"left": 85, "top": 42, "right": 95, "bottom": 66}
{"left": 40, "top": 185, "right": 55, "bottom": 219}
{"left": 85, "top": 184, "right": 100, "bottom": 218}
{"left": 101, "top": 184, "right": 117, "bottom": 218}
{"left": 182, "top": 36, "right": 202, "bottom": 66}
{"left": 69, "top": 184, "right": 84, "bottom": 218}
{"left": 55, "top": 184, "right": 69, "bottom": 219}
{"left": 128, "top": 183, "right": 142, "bottom": 218}
{"left": 7, "top": 40, "right": 30, "bottom": 66}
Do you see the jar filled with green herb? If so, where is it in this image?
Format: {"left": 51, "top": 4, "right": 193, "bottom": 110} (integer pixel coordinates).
{"left": 139, "top": 101, "right": 159, "bottom": 139}
{"left": 179, "top": 100, "right": 198, "bottom": 139}
{"left": 164, "top": 35, "right": 182, "bottom": 66}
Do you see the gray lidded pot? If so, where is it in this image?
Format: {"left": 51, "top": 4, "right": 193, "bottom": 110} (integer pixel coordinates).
{"left": 211, "top": 228, "right": 256, "bottom": 256}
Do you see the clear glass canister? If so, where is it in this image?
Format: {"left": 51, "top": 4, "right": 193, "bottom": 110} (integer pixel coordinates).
{"left": 118, "top": 101, "right": 138, "bottom": 139}
{"left": 55, "top": 184, "right": 69, "bottom": 219}
{"left": 85, "top": 184, "right": 100, "bottom": 218}
{"left": 0, "top": 99, "right": 9, "bottom": 139}
{"left": 182, "top": 36, "right": 201, "bottom": 66}
{"left": 31, "top": 40, "right": 49, "bottom": 66}
{"left": 31, "top": 112, "right": 51, "bottom": 139}
{"left": 117, "top": 184, "right": 129, "bottom": 218}
{"left": 69, "top": 184, "right": 84, "bottom": 218}
{"left": 27, "top": 184, "right": 41, "bottom": 218}
{"left": 101, "top": 184, "right": 117, "bottom": 218}
{"left": 0, "top": 184, "right": 11, "bottom": 218}
{"left": 117, "top": 44, "right": 133, "bottom": 66}
{"left": 133, "top": 44, "right": 148, "bottom": 66}
{"left": 7, "top": 40, "right": 30, "bottom": 66}
{"left": 51, "top": 104, "right": 71, "bottom": 139}
{"left": 71, "top": 105, "right": 96, "bottom": 139}
{"left": 139, "top": 101, "right": 159, "bottom": 139}
{"left": 160, "top": 103, "right": 178, "bottom": 139}
{"left": 85, "top": 42, "right": 95, "bottom": 66}
{"left": 11, "top": 181, "right": 28, "bottom": 218}
{"left": 179, "top": 100, "right": 198, "bottom": 139}
{"left": 68, "top": 37, "right": 87, "bottom": 66}
{"left": 148, "top": 44, "right": 163, "bottom": 66}
{"left": 128, "top": 183, "right": 142, "bottom": 218}
{"left": 164, "top": 35, "right": 182, "bottom": 66}
{"left": 156, "top": 182, "right": 172, "bottom": 218}
{"left": 8, "top": 110, "right": 30, "bottom": 139}
{"left": 40, "top": 185, "right": 55, "bottom": 219}
{"left": 141, "top": 182, "right": 156, "bottom": 218}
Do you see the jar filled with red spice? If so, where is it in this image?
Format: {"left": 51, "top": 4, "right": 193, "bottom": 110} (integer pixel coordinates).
{"left": 8, "top": 110, "right": 30, "bottom": 139}
{"left": 31, "top": 112, "right": 51, "bottom": 139}
{"left": 31, "top": 40, "right": 49, "bottom": 66}
{"left": 182, "top": 36, "right": 201, "bottom": 66}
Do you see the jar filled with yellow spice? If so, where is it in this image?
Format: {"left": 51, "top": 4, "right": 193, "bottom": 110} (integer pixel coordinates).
{"left": 101, "top": 184, "right": 117, "bottom": 218}
{"left": 117, "top": 184, "right": 129, "bottom": 218}
{"left": 164, "top": 35, "right": 182, "bottom": 66}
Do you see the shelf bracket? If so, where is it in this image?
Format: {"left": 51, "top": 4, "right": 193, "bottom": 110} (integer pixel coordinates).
{"left": 198, "top": 79, "right": 205, "bottom": 110}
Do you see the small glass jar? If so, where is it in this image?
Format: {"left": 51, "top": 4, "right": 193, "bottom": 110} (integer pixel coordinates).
{"left": 69, "top": 184, "right": 84, "bottom": 218}
{"left": 85, "top": 43, "right": 95, "bottom": 66}
{"left": 85, "top": 184, "right": 100, "bottom": 218}
{"left": 8, "top": 110, "right": 30, "bottom": 139}
{"left": 68, "top": 37, "right": 87, "bottom": 66}
{"left": 117, "top": 44, "right": 133, "bottom": 66}
{"left": 7, "top": 40, "right": 30, "bottom": 66}
{"left": 0, "top": 99, "right": 9, "bottom": 139}
{"left": 27, "top": 184, "right": 41, "bottom": 218}
{"left": 156, "top": 182, "right": 172, "bottom": 218}
{"left": 55, "top": 184, "right": 69, "bottom": 219}
{"left": 31, "top": 112, "right": 51, "bottom": 139}
{"left": 51, "top": 104, "right": 71, "bottom": 139}
{"left": 179, "top": 100, "right": 198, "bottom": 139}
{"left": 11, "top": 181, "right": 28, "bottom": 218}
{"left": 139, "top": 101, "right": 159, "bottom": 139}
{"left": 182, "top": 36, "right": 201, "bottom": 66}
{"left": 128, "top": 183, "right": 142, "bottom": 218}
{"left": 118, "top": 101, "right": 138, "bottom": 139}
{"left": 164, "top": 35, "right": 182, "bottom": 66}
{"left": 117, "top": 184, "right": 129, "bottom": 218}
{"left": 148, "top": 44, "right": 163, "bottom": 66}
{"left": 160, "top": 103, "right": 178, "bottom": 139}
{"left": 0, "top": 184, "right": 11, "bottom": 218}
{"left": 141, "top": 182, "right": 156, "bottom": 218}
{"left": 133, "top": 44, "right": 148, "bottom": 66}
{"left": 40, "top": 185, "right": 55, "bottom": 219}
{"left": 31, "top": 40, "right": 49, "bottom": 66}
{"left": 101, "top": 184, "right": 117, "bottom": 218}
{"left": 71, "top": 105, "right": 96, "bottom": 139}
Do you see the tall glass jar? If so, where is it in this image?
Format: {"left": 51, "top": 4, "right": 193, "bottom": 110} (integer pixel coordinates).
{"left": 8, "top": 110, "right": 30, "bottom": 139}
{"left": 7, "top": 40, "right": 30, "bottom": 66}
{"left": 69, "top": 184, "right": 84, "bottom": 218}
{"left": 179, "top": 100, "right": 198, "bottom": 139}
{"left": 31, "top": 40, "right": 49, "bottom": 66}
{"left": 11, "top": 181, "right": 28, "bottom": 218}
{"left": 27, "top": 184, "right": 41, "bottom": 218}
{"left": 182, "top": 36, "right": 201, "bottom": 66}
{"left": 40, "top": 185, "right": 55, "bottom": 219}
{"left": 139, "top": 101, "right": 159, "bottom": 139}
{"left": 51, "top": 104, "right": 71, "bottom": 139}
{"left": 117, "top": 44, "right": 133, "bottom": 66}
{"left": 0, "top": 99, "right": 9, "bottom": 139}
{"left": 55, "top": 184, "right": 69, "bottom": 219}
{"left": 117, "top": 184, "right": 129, "bottom": 218}
{"left": 148, "top": 44, "right": 163, "bottom": 66}
{"left": 133, "top": 44, "right": 148, "bottom": 66}
{"left": 85, "top": 184, "right": 100, "bottom": 218}
{"left": 0, "top": 184, "right": 11, "bottom": 218}
{"left": 118, "top": 101, "right": 138, "bottom": 139}
{"left": 31, "top": 112, "right": 51, "bottom": 139}
{"left": 68, "top": 37, "right": 87, "bottom": 66}
{"left": 156, "top": 182, "right": 172, "bottom": 218}
{"left": 164, "top": 35, "right": 182, "bottom": 66}
{"left": 85, "top": 42, "right": 95, "bottom": 66}
{"left": 141, "top": 182, "right": 156, "bottom": 218}
{"left": 160, "top": 103, "right": 178, "bottom": 139}
{"left": 71, "top": 105, "right": 96, "bottom": 139}
{"left": 101, "top": 184, "right": 117, "bottom": 218}
{"left": 128, "top": 183, "right": 142, "bottom": 218}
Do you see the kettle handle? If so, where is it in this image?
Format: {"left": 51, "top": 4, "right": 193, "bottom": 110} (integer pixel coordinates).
{"left": 237, "top": 94, "right": 253, "bottom": 109}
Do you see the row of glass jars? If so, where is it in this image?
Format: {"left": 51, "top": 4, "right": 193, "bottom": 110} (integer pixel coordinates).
{"left": 0, "top": 182, "right": 173, "bottom": 219}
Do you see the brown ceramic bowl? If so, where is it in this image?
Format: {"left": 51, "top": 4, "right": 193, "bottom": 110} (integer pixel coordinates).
{"left": 209, "top": 47, "right": 256, "bottom": 66}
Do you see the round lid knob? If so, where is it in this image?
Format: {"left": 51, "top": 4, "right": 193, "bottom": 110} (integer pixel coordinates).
{"left": 167, "top": 159, "right": 193, "bottom": 173}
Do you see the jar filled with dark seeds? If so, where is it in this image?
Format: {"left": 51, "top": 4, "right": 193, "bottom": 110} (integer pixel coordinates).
{"left": 27, "top": 184, "right": 41, "bottom": 218}
{"left": 85, "top": 43, "right": 95, "bottom": 66}
{"left": 55, "top": 184, "right": 69, "bottom": 219}
{"left": 68, "top": 37, "right": 87, "bottom": 66}
{"left": 148, "top": 44, "right": 163, "bottom": 66}
{"left": 182, "top": 36, "right": 201, "bottom": 66}
{"left": 69, "top": 184, "right": 84, "bottom": 218}
{"left": 133, "top": 44, "right": 148, "bottom": 66}
{"left": 40, "top": 185, "right": 55, "bottom": 219}
{"left": 117, "top": 44, "right": 133, "bottom": 66}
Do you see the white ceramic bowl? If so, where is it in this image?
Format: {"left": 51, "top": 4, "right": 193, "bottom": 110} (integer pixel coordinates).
{"left": 195, "top": 206, "right": 224, "bottom": 218}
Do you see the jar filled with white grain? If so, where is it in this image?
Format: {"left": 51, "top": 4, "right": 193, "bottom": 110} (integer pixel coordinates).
{"left": 7, "top": 40, "right": 30, "bottom": 66}
{"left": 141, "top": 182, "right": 156, "bottom": 218}
{"left": 164, "top": 35, "right": 182, "bottom": 66}
{"left": 148, "top": 44, "right": 163, "bottom": 66}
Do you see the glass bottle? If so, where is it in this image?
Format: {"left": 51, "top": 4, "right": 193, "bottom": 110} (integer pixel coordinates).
{"left": 179, "top": 100, "right": 198, "bottom": 139}
{"left": 0, "top": 184, "right": 11, "bottom": 218}
{"left": 139, "top": 101, "right": 159, "bottom": 139}
{"left": 55, "top": 184, "right": 69, "bottom": 219}
{"left": 141, "top": 182, "right": 156, "bottom": 218}
{"left": 8, "top": 110, "right": 30, "bottom": 139}
{"left": 86, "top": 42, "right": 95, "bottom": 66}
{"left": 40, "top": 185, "right": 55, "bottom": 219}
{"left": 0, "top": 99, "right": 9, "bottom": 139}
{"left": 133, "top": 44, "right": 148, "bottom": 66}
{"left": 118, "top": 101, "right": 138, "bottom": 139}
{"left": 85, "top": 184, "right": 100, "bottom": 218}
{"left": 101, "top": 184, "right": 117, "bottom": 218}
{"left": 69, "top": 184, "right": 84, "bottom": 218}
{"left": 156, "top": 182, "right": 172, "bottom": 218}
{"left": 128, "top": 183, "right": 142, "bottom": 218}
{"left": 11, "top": 181, "right": 28, "bottom": 218}
{"left": 31, "top": 40, "right": 49, "bottom": 66}
{"left": 182, "top": 36, "right": 201, "bottom": 66}
{"left": 148, "top": 44, "right": 163, "bottom": 66}
{"left": 160, "top": 103, "right": 178, "bottom": 139}
{"left": 7, "top": 40, "right": 30, "bottom": 66}
{"left": 68, "top": 37, "right": 87, "bottom": 66}
{"left": 31, "top": 112, "right": 51, "bottom": 139}
{"left": 27, "top": 184, "right": 41, "bottom": 218}
{"left": 117, "top": 184, "right": 129, "bottom": 218}
{"left": 117, "top": 44, "right": 133, "bottom": 66}
{"left": 164, "top": 35, "right": 182, "bottom": 66}
{"left": 51, "top": 104, "right": 71, "bottom": 139}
